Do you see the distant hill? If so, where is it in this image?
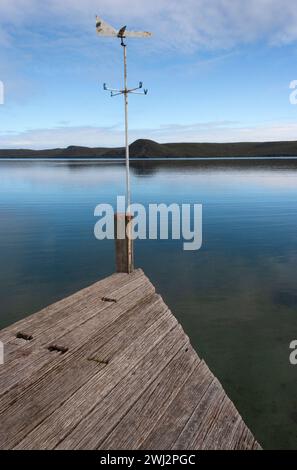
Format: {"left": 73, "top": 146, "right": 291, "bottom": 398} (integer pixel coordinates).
{"left": 1, "top": 139, "right": 297, "bottom": 158}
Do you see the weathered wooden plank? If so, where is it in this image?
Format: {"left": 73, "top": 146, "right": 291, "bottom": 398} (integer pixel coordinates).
{"left": 0, "top": 278, "right": 155, "bottom": 403}
{"left": 0, "top": 270, "right": 260, "bottom": 450}
{"left": 0, "top": 285, "right": 158, "bottom": 413}
{"left": 199, "top": 396, "right": 241, "bottom": 450}
{"left": 174, "top": 382, "right": 226, "bottom": 449}
{"left": 0, "top": 269, "right": 145, "bottom": 358}
{"left": 0, "top": 270, "right": 130, "bottom": 341}
{"left": 173, "top": 375, "right": 261, "bottom": 450}
{"left": 100, "top": 344, "right": 200, "bottom": 450}
{"left": 0, "top": 271, "right": 144, "bottom": 368}
{"left": 0, "top": 272, "right": 152, "bottom": 364}
{"left": 0, "top": 285, "right": 153, "bottom": 409}
{"left": 0, "top": 303, "right": 175, "bottom": 449}
{"left": 56, "top": 326, "right": 187, "bottom": 450}
{"left": 13, "top": 314, "right": 179, "bottom": 450}
{"left": 140, "top": 361, "right": 214, "bottom": 450}
{"left": 231, "top": 419, "right": 261, "bottom": 450}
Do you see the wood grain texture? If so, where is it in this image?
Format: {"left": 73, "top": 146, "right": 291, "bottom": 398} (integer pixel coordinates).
{"left": 0, "top": 276, "right": 155, "bottom": 404}
{"left": 0, "top": 270, "right": 261, "bottom": 450}
{"left": 114, "top": 213, "right": 134, "bottom": 273}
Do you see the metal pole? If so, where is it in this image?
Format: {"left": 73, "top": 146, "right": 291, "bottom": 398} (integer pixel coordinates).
{"left": 122, "top": 40, "right": 133, "bottom": 273}
{"left": 123, "top": 42, "right": 130, "bottom": 212}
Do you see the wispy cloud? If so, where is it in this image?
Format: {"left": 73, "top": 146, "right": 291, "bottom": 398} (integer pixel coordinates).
{"left": 1, "top": 120, "right": 297, "bottom": 149}
{"left": 1, "top": 1, "right": 297, "bottom": 147}
{"left": 1, "top": 0, "right": 297, "bottom": 52}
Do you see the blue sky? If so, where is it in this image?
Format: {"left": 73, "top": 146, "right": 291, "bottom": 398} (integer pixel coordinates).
{"left": 1, "top": 0, "right": 297, "bottom": 148}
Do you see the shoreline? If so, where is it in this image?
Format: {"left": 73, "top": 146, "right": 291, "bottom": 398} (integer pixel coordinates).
{"left": 2, "top": 155, "right": 297, "bottom": 161}
{"left": 2, "top": 138, "right": 297, "bottom": 160}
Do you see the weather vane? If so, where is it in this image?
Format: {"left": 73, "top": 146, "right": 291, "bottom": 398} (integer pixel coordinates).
{"left": 96, "top": 15, "right": 152, "bottom": 210}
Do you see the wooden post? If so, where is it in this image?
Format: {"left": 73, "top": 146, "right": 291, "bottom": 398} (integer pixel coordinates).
{"left": 114, "top": 213, "right": 134, "bottom": 273}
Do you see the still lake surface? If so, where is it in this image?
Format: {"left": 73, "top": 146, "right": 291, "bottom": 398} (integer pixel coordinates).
{"left": 1, "top": 158, "right": 297, "bottom": 449}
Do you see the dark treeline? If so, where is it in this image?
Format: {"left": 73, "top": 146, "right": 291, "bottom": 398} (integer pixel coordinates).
{"left": 2, "top": 138, "right": 297, "bottom": 158}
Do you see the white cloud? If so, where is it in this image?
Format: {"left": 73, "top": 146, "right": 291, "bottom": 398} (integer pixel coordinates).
{"left": 1, "top": 0, "right": 297, "bottom": 51}
{"left": 1, "top": 1, "right": 297, "bottom": 149}
{"left": 1, "top": 120, "right": 297, "bottom": 149}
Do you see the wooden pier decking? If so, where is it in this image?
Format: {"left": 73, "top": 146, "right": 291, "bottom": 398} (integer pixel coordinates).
{"left": 0, "top": 269, "right": 260, "bottom": 450}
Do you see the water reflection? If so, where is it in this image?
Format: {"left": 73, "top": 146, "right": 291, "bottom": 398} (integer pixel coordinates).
{"left": 1, "top": 158, "right": 297, "bottom": 449}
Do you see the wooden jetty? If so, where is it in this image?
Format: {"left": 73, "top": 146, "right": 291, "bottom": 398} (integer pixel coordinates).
{"left": 0, "top": 268, "right": 260, "bottom": 450}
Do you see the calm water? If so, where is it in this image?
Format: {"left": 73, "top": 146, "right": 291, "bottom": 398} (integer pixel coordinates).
{"left": 1, "top": 158, "right": 297, "bottom": 449}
